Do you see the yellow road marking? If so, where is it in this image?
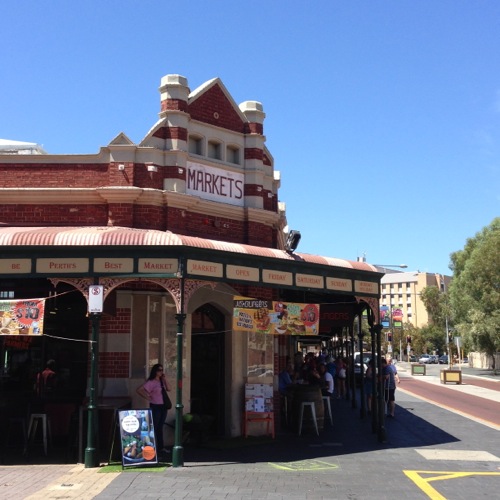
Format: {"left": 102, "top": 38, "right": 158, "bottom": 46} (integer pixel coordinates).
{"left": 404, "top": 470, "right": 500, "bottom": 499}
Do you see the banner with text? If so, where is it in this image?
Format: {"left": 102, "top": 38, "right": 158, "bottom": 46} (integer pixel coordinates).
{"left": 392, "top": 308, "right": 403, "bottom": 328}
{"left": 233, "top": 297, "right": 320, "bottom": 335}
{"left": 0, "top": 298, "right": 45, "bottom": 335}
{"left": 380, "top": 306, "right": 390, "bottom": 329}
{"left": 119, "top": 409, "right": 158, "bottom": 467}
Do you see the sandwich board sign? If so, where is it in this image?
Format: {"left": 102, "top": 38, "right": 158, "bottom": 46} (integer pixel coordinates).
{"left": 118, "top": 409, "right": 158, "bottom": 467}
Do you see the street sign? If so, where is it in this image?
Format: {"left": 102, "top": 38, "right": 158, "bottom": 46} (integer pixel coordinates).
{"left": 88, "top": 285, "right": 104, "bottom": 313}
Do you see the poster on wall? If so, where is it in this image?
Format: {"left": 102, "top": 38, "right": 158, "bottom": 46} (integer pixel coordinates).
{"left": 118, "top": 409, "right": 158, "bottom": 467}
{"left": 0, "top": 298, "right": 45, "bottom": 335}
{"left": 245, "top": 383, "right": 273, "bottom": 412}
{"left": 233, "top": 297, "right": 320, "bottom": 335}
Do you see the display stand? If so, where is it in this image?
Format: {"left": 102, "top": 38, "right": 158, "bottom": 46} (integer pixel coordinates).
{"left": 117, "top": 409, "right": 158, "bottom": 468}
{"left": 243, "top": 411, "right": 275, "bottom": 438}
{"left": 243, "top": 383, "right": 274, "bottom": 439}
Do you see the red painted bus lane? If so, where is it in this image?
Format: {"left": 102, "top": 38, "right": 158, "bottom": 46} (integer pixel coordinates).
{"left": 398, "top": 377, "right": 500, "bottom": 428}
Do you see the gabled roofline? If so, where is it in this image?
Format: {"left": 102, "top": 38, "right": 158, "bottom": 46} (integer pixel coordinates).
{"left": 189, "top": 78, "right": 249, "bottom": 124}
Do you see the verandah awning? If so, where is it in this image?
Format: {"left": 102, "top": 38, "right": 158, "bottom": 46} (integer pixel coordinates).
{"left": 0, "top": 226, "right": 382, "bottom": 298}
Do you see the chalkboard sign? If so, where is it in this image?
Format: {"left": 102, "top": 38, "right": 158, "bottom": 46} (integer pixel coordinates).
{"left": 118, "top": 409, "right": 158, "bottom": 467}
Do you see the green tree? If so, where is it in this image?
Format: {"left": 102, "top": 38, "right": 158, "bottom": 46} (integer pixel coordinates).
{"left": 420, "top": 285, "right": 450, "bottom": 328}
{"left": 419, "top": 324, "right": 446, "bottom": 355}
{"left": 449, "top": 218, "right": 500, "bottom": 370}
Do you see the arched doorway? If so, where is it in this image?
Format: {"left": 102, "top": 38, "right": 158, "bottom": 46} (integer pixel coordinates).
{"left": 190, "top": 304, "right": 225, "bottom": 436}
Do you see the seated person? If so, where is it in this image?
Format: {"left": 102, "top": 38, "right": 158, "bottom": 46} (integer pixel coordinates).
{"left": 318, "top": 363, "right": 334, "bottom": 397}
{"left": 278, "top": 364, "right": 295, "bottom": 395}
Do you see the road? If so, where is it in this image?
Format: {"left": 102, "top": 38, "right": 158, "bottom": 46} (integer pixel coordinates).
{"left": 1, "top": 363, "right": 499, "bottom": 499}
{"left": 397, "top": 363, "right": 500, "bottom": 429}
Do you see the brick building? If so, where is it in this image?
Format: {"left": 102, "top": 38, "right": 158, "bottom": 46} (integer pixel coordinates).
{"left": 0, "top": 74, "right": 382, "bottom": 450}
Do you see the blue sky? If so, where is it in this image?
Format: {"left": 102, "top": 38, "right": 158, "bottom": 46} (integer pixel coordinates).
{"left": 2, "top": 1, "right": 499, "bottom": 276}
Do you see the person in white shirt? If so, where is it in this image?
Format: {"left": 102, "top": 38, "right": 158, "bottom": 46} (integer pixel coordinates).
{"left": 318, "top": 363, "right": 334, "bottom": 397}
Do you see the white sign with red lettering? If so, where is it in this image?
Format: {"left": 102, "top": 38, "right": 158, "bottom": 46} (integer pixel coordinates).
{"left": 186, "top": 161, "right": 244, "bottom": 206}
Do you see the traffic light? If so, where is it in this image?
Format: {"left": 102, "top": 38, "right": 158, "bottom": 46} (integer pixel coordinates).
{"left": 406, "top": 335, "right": 412, "bottom": 344}
{"left": 387, "top": 332, "right": 392, "bottom": 342}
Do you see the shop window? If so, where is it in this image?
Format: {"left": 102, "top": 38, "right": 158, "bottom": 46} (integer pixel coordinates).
{"left": 208, "top": 140, "right": 222, "bottom": 160}
{"left": 130, "top": 294, "right": 177, "bottom": 380}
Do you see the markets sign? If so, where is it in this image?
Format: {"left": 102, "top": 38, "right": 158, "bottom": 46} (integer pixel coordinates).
{"left": 186, "top": 161, "right": 244, "bottom": 206}
{"left": 0, "top": 298, "right": 45, "bottom": 335}
{"left": 233, "top": 296, "right": 319, "bottom": 335}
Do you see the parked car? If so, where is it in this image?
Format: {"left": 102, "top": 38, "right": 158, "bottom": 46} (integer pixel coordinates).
{"left": 429, "top": 355, "right": 439, "bottom": 364}
{"left": 354, "top": 352, "right": 376, "bottom": 383}
{"left": 438, "top": 355, "right": 449, "bottom": 364}
{"left": 418, "top": 354, "right": 431, "bottom": 364}
{"left": 409, "top": 354, "right": 418, "bottom": 362}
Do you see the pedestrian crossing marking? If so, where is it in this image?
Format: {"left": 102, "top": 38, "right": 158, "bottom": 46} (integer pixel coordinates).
{"left": 416, "top": 449, "right": 500, "bottom": 461}
{"left": 404, "top": 470, "right": 500, "bottom": 500}
{"left": 269, "top": 459, "right": 339, "bottom": 471}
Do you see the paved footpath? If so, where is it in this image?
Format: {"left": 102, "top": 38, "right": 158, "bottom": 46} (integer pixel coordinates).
{"left": 2, "top": 365, "right": 499, "bottom": 500}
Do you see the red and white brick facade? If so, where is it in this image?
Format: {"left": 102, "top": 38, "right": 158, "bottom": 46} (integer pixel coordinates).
{"left": 0, "top": 74, "right": 380, "bottom": 439}
{"left": 0, "top": 74, "right": 283, "bottom": 247}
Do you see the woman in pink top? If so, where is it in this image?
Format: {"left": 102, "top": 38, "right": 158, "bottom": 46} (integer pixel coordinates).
{"left": 136, "top": 363, "right": 171, "bottom": 455}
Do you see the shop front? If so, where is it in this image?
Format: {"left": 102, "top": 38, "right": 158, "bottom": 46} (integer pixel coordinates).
{"left": 0, "top": 225, "right": 382, "bottom": 463}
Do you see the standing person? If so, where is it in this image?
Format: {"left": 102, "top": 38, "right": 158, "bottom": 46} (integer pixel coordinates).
{"left": 335, "top": 356, "right": 347, "bottom": 399}
{"left": 36, "top": 359, "right": 58, "bottom": 400}
{"left": 136, "top": 363, "right": 172, "bottom": 455}
{"left": 382, "top": 357, "right": 400, "bottom": 417}
{"left": 293, "top": 352, "right": 304, "bottom": 382}
{"left": 364, "top": 359, "right": 374, "bottom": 414}
{"left": 326, "top": 356, "right": 337, "bottom": 382}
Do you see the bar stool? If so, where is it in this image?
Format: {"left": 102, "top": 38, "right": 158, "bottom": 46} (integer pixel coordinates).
{"left": 298, "top": 401, "right": 319, "bottom": 436}
{"left": 322, "top": 396, "right": 333, "bottom": 426}
{"left": 25, "top": 413, "right": 52, "bottom": 455}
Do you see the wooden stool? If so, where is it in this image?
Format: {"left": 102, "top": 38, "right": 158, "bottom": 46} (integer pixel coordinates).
{"left": 322, "top": 396, "right": 333, "bottom": 426}
{"left": 26, "top": 413, "right": 52, "bottom": 455}
{"left": 298, "top": 402, "right": 319, "bottom": 436}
